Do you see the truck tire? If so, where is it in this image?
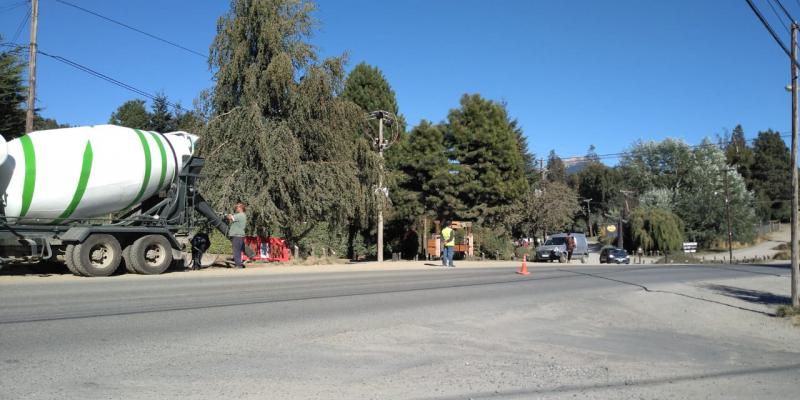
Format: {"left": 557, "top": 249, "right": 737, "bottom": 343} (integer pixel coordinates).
{"left": 581, "top": 254, "right": 588, "bottom": 264}
{"left": 127, "top": 235, "right": 173, "bottom": 275}
{"left": 69, "top": 234, "right": 122, "bottom": 277}
{"left": 122, "top": 246, "right": 136, "bottom": 274}
{"left": 64, "top": 245, "right": 86, "bottom": 276}
{"left": 558, "top": 255, "right": 567, "bottom": 263}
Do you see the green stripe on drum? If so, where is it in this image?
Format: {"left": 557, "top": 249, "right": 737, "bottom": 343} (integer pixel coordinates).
{"left": 125, "top": 129, "right": 152, "bottom": 210}
{"left": 19, "top": 135, "right": 36, "bottom": 218}
{"left": 148, "top": 131, "right": 167, "bottom": 192}
{"left": 52, "top": 141, "right": 93, "bottom": 224}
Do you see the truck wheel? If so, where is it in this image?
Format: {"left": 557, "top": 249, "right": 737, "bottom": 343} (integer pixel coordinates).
{"left": 581, "top": 254, "right": 588, "bottom": 264}
{"left": 559, "top": 255, "right": 567, "bottom": 263}
{"left": 70, "top": 234, "right": 122, "bottom": 277}
{"left": 127, "top": 235, "right": 173, "bottom": 275}
{"left": 64, "top": 245, "right": 86, "bottom": 276}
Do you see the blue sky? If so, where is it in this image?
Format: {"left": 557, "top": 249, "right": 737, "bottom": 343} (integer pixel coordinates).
{"left": 0, "top": 0, "right": 796, "bottom": 163}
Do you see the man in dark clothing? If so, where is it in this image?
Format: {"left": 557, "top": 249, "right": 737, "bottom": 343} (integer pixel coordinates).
{"left": 190, "top": 232, "right": 210, "bottom": 270}
{"left": 566, "top": 232, "right": 576, "bottom": 262}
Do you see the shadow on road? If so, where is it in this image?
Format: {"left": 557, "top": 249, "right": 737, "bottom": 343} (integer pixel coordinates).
{"left": 704, "top": 284, "right": 790, "bottom": 306}
{"left": 0, "top": 261, "right": 72, "bottom": 277}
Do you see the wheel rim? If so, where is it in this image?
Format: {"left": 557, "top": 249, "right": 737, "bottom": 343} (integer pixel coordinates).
{"left": 89, "top": 243, "right": 114, "bottom": 269}
{"left": 144, "top": 243, "right": 166, "bottom": 267}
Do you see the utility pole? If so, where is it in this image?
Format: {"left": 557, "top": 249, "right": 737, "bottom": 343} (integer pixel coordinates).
{"left": 25, "top": 0, "right": 39, "bottom": 134}
{"left": 744, "top": 0, "right": 800, "bottom": 307}
{"left": 618, "top": 191, "right": 634, "bottom": 249}
{"left": 723, "top": 169, "right": 733, "bottom": 263}
{"left": 583, "top": 198, "right": 593, "bottom": 237}
{"left": 539, "top": 159, "right": 545, "bottom": 182}
{"left": 792, "top": 22, "right": 799, "bottom": 307}
{"left": 366, "top": 110, "right": 396, "bottom": 263}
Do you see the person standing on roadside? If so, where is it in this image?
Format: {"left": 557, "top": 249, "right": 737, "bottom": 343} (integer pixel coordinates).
{"left": 441, "top": 221, "right": 456, "bottom": 267}
{"left": 226, "top": 202, "right": 247, "bottom": 269}
{"left": 566, "top": 232, "right": 576, "bottom": 262}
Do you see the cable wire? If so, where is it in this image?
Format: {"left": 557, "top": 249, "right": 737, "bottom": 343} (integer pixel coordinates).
{"left": 10, "top": 6, "right": 30, "bottom": 44}
{"left": 767, "top": 0, "right": 791, "bottom": 33}
{"left": 770, "top": 0, "right": 796, "bottom": 22}
{"left": 0, "top": 1, "right": 28, "bottom": 14}
{"left": 548, "top": 132, "right": 792, "bottom": 165}
{"left": 36, "top": 48, "right": 186, "bottom": 112}
{"left": 54, "top": 0, "right": 206, "bottom": 59}
{"left": 744, "top": 0, "right": 796, "bottom": 63}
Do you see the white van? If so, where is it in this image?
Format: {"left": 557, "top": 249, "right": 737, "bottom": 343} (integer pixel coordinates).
{"left": 533, "top": 233, "right": 589, "bottom": 263}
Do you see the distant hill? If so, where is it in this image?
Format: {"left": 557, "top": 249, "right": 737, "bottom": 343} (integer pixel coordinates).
{"left": 564, "top": 157, "right": 596, "bottom": 175}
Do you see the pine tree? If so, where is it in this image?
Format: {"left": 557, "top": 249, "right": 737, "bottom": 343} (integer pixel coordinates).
{"left": 750, "top": 129, "right": 792, "bottom": 221}
{"left": 446, "top": 94, "right": 527, "bottom": 227}
{"left": 546, "top": 150, "right": 567, "bottom": 183}
{"left": 391, "top": 120, "right": 454, "bottom": 221}
{"left": 149, "top": 94, "right": 177, "bottom": 133}
{"left": 109, "top": 99, "right": 151, "bottom": 129}
{"left": 199, "top": 0, "right": 380, "bottom": 247}
{"left": 724, "top": 124, "right": 754, "bottom": 185}
{"left": 0, "top": 42, "right": 26, "bottom": 140}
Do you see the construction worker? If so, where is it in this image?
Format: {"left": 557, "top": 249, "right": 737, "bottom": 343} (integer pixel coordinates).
{"left": 441, "top": 221, "right": 456, "bottom": 267}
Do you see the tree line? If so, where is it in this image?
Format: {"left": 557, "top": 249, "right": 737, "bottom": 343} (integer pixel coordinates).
{"left": 0, "top": 1, "right": 793, "bottom": 259}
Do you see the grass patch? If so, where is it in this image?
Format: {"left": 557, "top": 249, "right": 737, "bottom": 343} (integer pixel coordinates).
{"left": 776, "top": 305, "right": 800, "bottom": 326}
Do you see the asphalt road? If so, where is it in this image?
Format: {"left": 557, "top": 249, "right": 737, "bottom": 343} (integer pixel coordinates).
{"left": 0, "top": 263, "right": 798, "bottom": 399}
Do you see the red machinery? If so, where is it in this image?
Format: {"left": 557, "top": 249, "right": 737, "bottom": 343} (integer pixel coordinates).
{"left": 242, "top": 236, "right": 290, "bottom": 262}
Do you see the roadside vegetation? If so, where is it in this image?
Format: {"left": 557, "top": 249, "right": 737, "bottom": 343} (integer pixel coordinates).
{"left": 776, "top": 305, "right": 800, "bottom": 326}
{"left": 0, "top": 2, "right": 793, "bottom": 262}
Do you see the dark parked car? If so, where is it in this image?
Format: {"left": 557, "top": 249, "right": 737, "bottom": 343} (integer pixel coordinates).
{"left": 599, "top": 247, "right": 630, "bottom": 264}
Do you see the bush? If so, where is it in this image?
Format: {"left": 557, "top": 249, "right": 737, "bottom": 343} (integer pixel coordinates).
{"left": 474, "top": 227, "right": 514, "bottom": 260}
{"left": 206, "top": 229, "right": 231, "bottom": 255}
{"left": 514, "top": 246, "right": 533, "bottom": 259}
{"left": 776, "top": 305, "right": 800, "bottom": 326}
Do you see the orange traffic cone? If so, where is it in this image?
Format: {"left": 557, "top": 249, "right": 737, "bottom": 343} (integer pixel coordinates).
{"left": 517, "top": 254, "right": 530, "bottom": 275}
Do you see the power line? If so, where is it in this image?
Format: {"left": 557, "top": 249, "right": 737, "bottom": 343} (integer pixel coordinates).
{"left": 35, "top": 48, "right": 186, "bottom": 112}
{"left": 0, "top": 1, "right": 28, "bottom": 14}
{"left": 769, "top": 0, "right": 796, "bottom": 22}
{"left": 551, "top": 132, "right": 792, "bottom": 164}
{"left": 767, "top": 0, "right": 791, "bottom": 33}
{"left": 744, "top": 0, "right": 797, "bottom": 65}
{"left": 10, "top": 6, "right": 29, "bottom": 43}
{"left": 53, "top": 0, "right": 206, "bottom": 59}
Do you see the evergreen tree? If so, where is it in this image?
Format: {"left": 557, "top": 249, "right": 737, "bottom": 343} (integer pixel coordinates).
{"left": 573, "top": 162, "right": 621, "bottom": 214}
{"left": 750, "top": 129, "right": 792, "bottom": 221}
{"left": 342, "top": 63, "right": 399, "bottom": 116}
{"left": 33, "top": 115, "right": 69, "bottom": 130}
{"left": 546, "top": 150, "right": 567, "bottom": 183}
{"left": 512, "top": 120, "right": 538, "bottom": 186}
{"left": 391, "top": 120, "right": 454, "bottom": 221}
{"left": 109, "top": 99, "right": 151, "bottom": 129}
{"left": 0, "top": 42, "right": 26, "bottom": 140}
{"left": 446, "top": 94, "right": 527, "bottom": 227}
{"left": 340, "top": 62, "right": 405, "bottom": 257}
{"left": 149, "top": 94, "right": 177, "bottom": 133}
{"left": 200, "top": 0, "right": 380, "bottom": 248}
{"left": 724, "top": 124, "right": 754, "bottom": 185}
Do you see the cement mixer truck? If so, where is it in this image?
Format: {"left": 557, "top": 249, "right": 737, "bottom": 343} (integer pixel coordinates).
{"left": 0, "top": 125, "right": 230, "bottom": 276}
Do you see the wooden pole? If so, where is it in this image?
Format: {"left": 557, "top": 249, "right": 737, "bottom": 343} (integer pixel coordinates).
{"left": 25, "top": 0, "right": 39, "bottom": 134}
{"left": 791, "top": 23, "right": 799, "bottom": 307}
